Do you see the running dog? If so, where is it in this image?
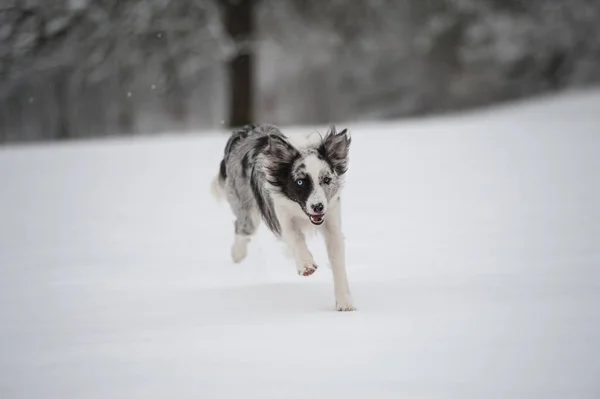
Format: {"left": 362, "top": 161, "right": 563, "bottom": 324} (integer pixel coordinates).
{"left": 211, "top": 124, "right": 355, "bottom": 311}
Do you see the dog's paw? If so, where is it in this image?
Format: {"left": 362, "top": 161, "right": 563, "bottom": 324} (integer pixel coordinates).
{"left": 297, "top": 262, "right": 318, "bottom": 277}
{"left": 336, "top": 303, "right": 356, "bottom": 312}
{"left": 231, "top": 243, "right": 247, "bottom": 264}
{"left": 335, "top": 295, "right": 356, "bottom": 312}
{"left": 231, "top": 235, "right": 251, "bottom": 264}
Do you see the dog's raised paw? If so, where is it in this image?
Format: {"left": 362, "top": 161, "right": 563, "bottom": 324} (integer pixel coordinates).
{"left": 297, "top": 263, "right": 318, "bottom": 277}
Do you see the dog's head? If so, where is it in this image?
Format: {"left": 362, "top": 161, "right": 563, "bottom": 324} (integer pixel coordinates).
{"left": 265, "top": 126, "right": 351, "bottom": 225}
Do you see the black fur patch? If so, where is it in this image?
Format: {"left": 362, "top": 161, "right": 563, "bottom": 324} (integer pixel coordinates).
{"left": 219, "top": 159, "right": 227, "bottom": 180}
{"left": 267, "top": 157, "right": 295, "bottom": 188}
{"left": 253, "top": 135, "right": 269, "bottom": 152}
{"left": 283, "top": 173, "right": 314, "bottom": 211}
{"left": 241, "top": 153, "right": 250, "bottom": 178}
{"left": 264, "top": 135, "right": 300, "bottom": 187}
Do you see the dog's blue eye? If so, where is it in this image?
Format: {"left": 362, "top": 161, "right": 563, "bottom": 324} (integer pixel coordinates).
{"left": 297, "top": 179, "right": 303, "bottom": 186}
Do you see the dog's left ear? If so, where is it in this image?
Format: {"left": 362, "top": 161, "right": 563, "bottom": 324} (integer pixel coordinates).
{"left": 318, "top": 125, "right": 351, "bottom": 175}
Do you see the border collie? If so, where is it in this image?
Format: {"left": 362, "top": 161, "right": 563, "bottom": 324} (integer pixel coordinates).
{"left": 210, "top": 124, "right": 355, "bottom": 311}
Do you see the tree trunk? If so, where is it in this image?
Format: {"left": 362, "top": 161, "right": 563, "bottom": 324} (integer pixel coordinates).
{"left": 222, "top": 0, "right": 255, "bottom": 128}
{"left": 54, "top": 69, "right": 71, "bottom": 140}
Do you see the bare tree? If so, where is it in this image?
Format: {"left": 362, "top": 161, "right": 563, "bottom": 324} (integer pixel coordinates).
{"left": 219, "top": 0, "right": 255, "bottom": 128}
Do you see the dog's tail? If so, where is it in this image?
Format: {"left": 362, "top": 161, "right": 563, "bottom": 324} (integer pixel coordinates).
{"left": 210, "top": 159, "right": 227, "bottom": 203}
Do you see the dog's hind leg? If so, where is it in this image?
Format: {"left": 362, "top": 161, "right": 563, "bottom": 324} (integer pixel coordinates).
{"left": 231, "top": 209, "right": 260, "bottom": 263}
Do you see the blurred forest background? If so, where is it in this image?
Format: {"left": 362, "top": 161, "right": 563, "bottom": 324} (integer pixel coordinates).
{"left": 1, "top": 0, "right": 600, "bottom": 144}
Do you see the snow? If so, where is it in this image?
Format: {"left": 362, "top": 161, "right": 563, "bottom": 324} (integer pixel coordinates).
{"left": 1, "top": 89, "right": 600, "bottom": 398}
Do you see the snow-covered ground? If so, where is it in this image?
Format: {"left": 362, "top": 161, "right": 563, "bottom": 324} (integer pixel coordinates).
{"left": 1, "top": 90, "right": 600, "bottom": 398}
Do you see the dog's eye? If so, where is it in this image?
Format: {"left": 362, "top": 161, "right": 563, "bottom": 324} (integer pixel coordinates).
{"left": 323, "top": 177, "right": 331, "bottom": 185}
{"left": 296, "top": 179, "right": 303, "bottom": 186}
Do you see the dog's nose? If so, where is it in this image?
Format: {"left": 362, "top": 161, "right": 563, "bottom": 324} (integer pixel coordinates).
{"left": 311, "top": 203, "right": 324, "bottom": 214}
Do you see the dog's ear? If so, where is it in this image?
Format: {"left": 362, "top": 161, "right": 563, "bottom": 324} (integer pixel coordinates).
{"left": 265, "top": 134, "right": 299, "bottom": 167}
{"left": 318, "top": 125, "right": 351, "bottom": 175}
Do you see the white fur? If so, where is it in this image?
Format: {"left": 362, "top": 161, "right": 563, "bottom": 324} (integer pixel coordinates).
{"left": 266, "top": 133, "right": 354, "bottom": 311}
{"left": 321, "top": 200, "right": 354, "bottom": 311}
{"left": 273, "top": 195, "right": 315, "bottom": 275}
{"left": 231, "top": 234, "right": 250, "bottom": 263}
{"left": 272, "top": 182, "right": 355, "bottom": 311}
{"left": 303, "top": 155, "right": 329, "bottom": 214}
{"left": 210, "top": 175, "right": 225, "bottom": 203}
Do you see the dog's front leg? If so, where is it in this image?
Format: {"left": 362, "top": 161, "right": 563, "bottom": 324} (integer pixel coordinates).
{"left": 281, "top": 221, "right": 317, "bottom": 277}
{"left": 322, "top": 202, "right": 355, "bottom": 311}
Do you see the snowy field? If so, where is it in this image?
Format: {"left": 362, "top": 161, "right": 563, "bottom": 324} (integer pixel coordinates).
{"left": 1, "top": 89, "right": 600, "bottom": 398}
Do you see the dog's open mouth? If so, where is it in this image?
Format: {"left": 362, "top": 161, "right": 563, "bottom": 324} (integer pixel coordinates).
{"left": 309, "top": 214, "right": 325, "bottom": 225}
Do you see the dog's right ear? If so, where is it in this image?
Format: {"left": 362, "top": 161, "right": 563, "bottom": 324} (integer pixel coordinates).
{"left": 265, "top": 134, "right": 299, "bottom": 166}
